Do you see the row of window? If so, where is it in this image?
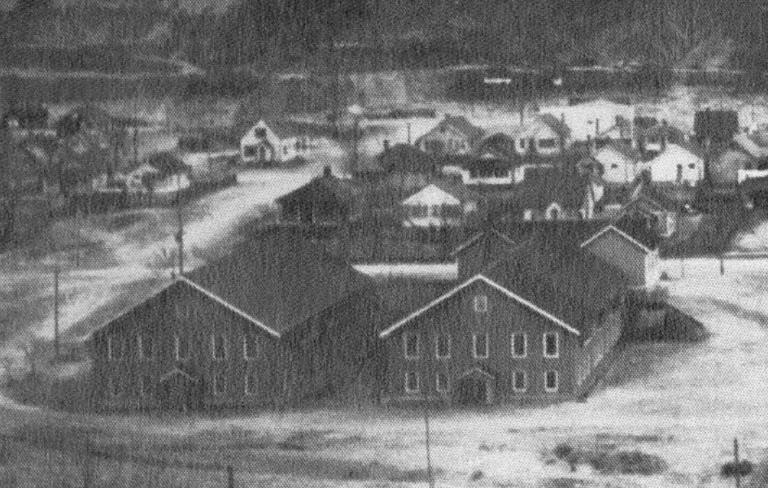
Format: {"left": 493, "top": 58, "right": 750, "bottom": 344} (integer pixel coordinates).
{"left": 107, "top": 334, "right": 261, "bottom": 362}
{"left": 108, "top": 373, "right": 258, "bottom": 398}
{"left": 406, "top": 204, "right": 463, "bottom": 219}
{"left": 404, "top": 370, "right": 559, "bottom": 394}
{"left": 404, "top": 332, "right": 559, "bottom": 359}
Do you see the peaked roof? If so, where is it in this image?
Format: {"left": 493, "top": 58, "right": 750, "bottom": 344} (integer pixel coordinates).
{"left": 276, "top": 172, "right": 365, "bottom": 210}
{"left": 514, "top": 170, "right": 595, "bottom": 210}
{"left": 538, "top": 113, "right": 572, "bottom": 140}
{"left": 596, "top": 140, "right": 641, "bottom": 161}
{"left": 185, "top": 228, "right": 372, "bottom": 335}
{"left": 256, "top": 119, "right": 309, "bottom": 139}
{"left": 451, "top": 227, "right": 517, "bottom": 257}
{"left": 421, "top": 115, "right": 484, "bottom": 143}
{"left": 376, "top": 144, "right": 436, "bottom": 173}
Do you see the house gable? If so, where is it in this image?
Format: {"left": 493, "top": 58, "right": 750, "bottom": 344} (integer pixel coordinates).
{"left": 379, "top": 275, "right": 580, "bottom": 339}
{"left": 402, "top": 184, "right": 462, "bottom": 207}
{"left": 581, "top": 225, "right": 652, "bottom": 254}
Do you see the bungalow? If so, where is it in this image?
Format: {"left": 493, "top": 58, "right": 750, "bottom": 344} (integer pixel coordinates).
{"left": 276, "top": 166, "right": 365, "bottom": 225}
{"left": 512, "top": 171, "right": 605, "bottom": 221}
{"left": 593, "top": 142, "right": 642, "bottom": 185}
{"left": 439, "top": 151, "right": 516, "bottom": 187}
{"left": 377, "top": 235, "right": 628, "bottom": 405}
{"left": 240, "top": 120, "right": 311, "bottom": 166}
{"left": 90, "top": 229, "right": 382, "bottom": 411}
{"left": 580, "top": 216, "right": 661, "bottom": 288}
{"left": 415, "top": 115, "right": 484, "bottom": 157}
{"left": 640, "top": 142, "right": 705, "bottom": 186}
{"left": 619, "top": 182, "right": 680, "bottom": 237}
{"left": 481, "top": 114, "right": 571, "bottom": 157}
{"left": 401, "top": 181, "right": 479, "bottom": 228}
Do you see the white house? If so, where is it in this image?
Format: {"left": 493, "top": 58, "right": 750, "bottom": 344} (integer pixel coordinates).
{"left": 539, "top": 99, "right": 636, "bottom": 143}
{"left": 593, "top": 142, "right": 642, "bottom": 185}
{"left": 240, "top": 120, "right": 311, "bottom": 166}
{"left": 640, "top": 143, "right": 705, "bottom": 186}
{"left": 481, "top": 114, "right": 571, "bottom": 157}
{"left": 401, "top": 182, "right": 478, "bottom": 228}
{"left": 415, "top": 115, "right": 484, "bottom": 156}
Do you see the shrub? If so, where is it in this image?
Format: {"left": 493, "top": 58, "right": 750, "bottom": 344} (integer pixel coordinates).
{"left": 721, "top": 460, "right": 753, "bottom": 478}
{"left": 469, "top": 470, "right": 484, "bottom": 481}
{"left": 553, "top": 443, "right": 574, "bottom": 461}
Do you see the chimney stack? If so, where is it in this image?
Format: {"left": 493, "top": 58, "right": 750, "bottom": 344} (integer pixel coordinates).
{"left": 323, "top": 165, "right": 332, "bottom": 177}
{"left": 383, "top": 139, "right": 390, "bottom": 152}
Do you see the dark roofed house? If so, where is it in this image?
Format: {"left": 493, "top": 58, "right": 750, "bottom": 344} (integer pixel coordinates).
{"left": 240, "top": 119, "right": 312, "bottom": 167}
{"left": 377, "top": 232, "right": 628, "bottom": 405}
{"left": 377, "top": 143, "right": 437, "bottom": 174}
{"left": 91, "top": 228, "right": 383, "bottom": 411}
{"left": 415, "top": 115, "right": 484, "bottom": 157}
{"left": 512, "top": 170, "right": 606, "bottom": 221}
{"left": 694, "top": 109, "right": 739, "bottom": 146}
{"left": 276, "top": 166, "right": 366, "bottom": 225}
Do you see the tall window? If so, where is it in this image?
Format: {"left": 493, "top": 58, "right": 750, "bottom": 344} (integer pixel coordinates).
{"left": 107, "top": 337, "right": 122, "bottom": 361}
{"left": 473, "top": 295, "right": 488, "bottom": 313}
{"left": 243, "top": 335, "right": 260, "bottom": 360}
{"left": 245, "top": 373, "right": 257, "bottom": 396}
{"left": 213, "top": 372, "right": 227, "bottom": 396}
{"left": 175, "top": 335, "right": 189, "bottom": 361}
{"left": 543, "top": 333, "right": 559, "bottom": 358}
{"left": 404, "top": 333, "right": 420, "bottom": 359}
{"left": 513, "top": 371, "right": 527, "bottom": 392}
{"left": 212, "top": 334, "right": 227, "bottom": 360}
{"left": 405, "top": 372, "right": 420, "bottom": 393}
{"left": 512, "top": 333, "right": 527, "bottom": 358}
{"left": 473, "top": 333, "right": 489, "bottom": 359}
{"left": 436, "top": 372, "right": 450, "bottom": 392}
{"left": 545, "top": 370, "right": 559, "bottom": 392}
{"left": 138, "top": 335, "right": 153, "bottom": 360}
{"left": 109, "top": 377, "right": 120, "bottom": 397}
{"left": 435, "top": 334, "right": 451, "bottom": 359}
{"left": 140, "top": 375, "right": 152, "bottom": 397}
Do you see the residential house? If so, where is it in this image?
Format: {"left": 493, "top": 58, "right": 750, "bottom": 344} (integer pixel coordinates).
{"left": 539, "top": 99, "right": 636, "bottom": 143}
{"left": 451, "top": 227, "right": 519, "bottom": 281}
{"left": 401, "top": 181, "right": 479, "bottom": 228}
{"left": 481, "top": 114, "right": 572, "bottom": 157}
{"left": 90, "top": 229, "right": 382, "bottom": 411}
{"left": 240, "top": 120, "right": 311, "bottom": 166}
{"left": 2, "top": 141, "right": 57, "bottom": 198}
{"left": 276, "top": 166, "right": 365, "bottom": 225}
{"left": 376, "top": 143, "right": 437, "bottom": 175}
{"left": 415, "top": 115, "right": 484, "bottom": 157}
{"left": 439, "top": 151, "right": 516, "bottom": 187}
{"left": 593, "top": 142, "right": 642, "bottom": 185}
{"left": 640, "top": 142, "right": 705, "bottom": 186}
{"left": 619, "top": 182, "right": 680, "bottom": 237}
{"left": 580, "top": 216, "right": 661, "bottom": 288}
{"left": 512, "top": 171, "right": 605, "bottom": 221}
{"left": 634, "top": 121, "right": 685, "bottom": 159}
{"left": 377, "top": 234, "right": 628, "bottom": 405}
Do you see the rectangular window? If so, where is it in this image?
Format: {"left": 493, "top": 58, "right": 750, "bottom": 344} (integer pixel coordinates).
{"left": 538, "top": 138, "right": 557, "bottom": 149}
{"left": 405, "top": 372, "right": 420, "bottom": 393}
{"left": 109, "top": 377, "right": 120, "bottom": 397}
{"left": 245, "top": 373, "right": 257, "bottom": 396}
{"left": 545, "top": 370, "right": 559, "bottom": 392}
{"left": 212, "top": 334, "right": 227, "bottom": 360}
{"left": 513, "top": 371, "right": 527, "bottom": 392}
{"left": 243, "top": 335, "right": 260, "bottom": 360}
{"left": 512, "top": 333, "right": 527, "bottom": 358}
{"left": 213, "top": 372, "right": 227, "bottom": 396}
{"left": 138, "top": 335, "right": 153, "bottom": 360}
{"left": 107, "top": 337, "right": 122, "bottom": 361}
{"left": 404, "top": 333, "right": 420, "bottom": 359}
{"left": 543, "top": 333, "right": 559, "bottom": 358}
{"left": 473, "top": 295, "right": 488, "bottom": 313}
{"left": 436, "top": 372, "right": 450, "bottom": 392}
{"left": 435, "top": 334, "right": 451, "bottom": 359}
{"left": 175, "top": 335, "right": 189, "bottom": 361}
{"left": 140, "top": 375, "right": 152, "bottom": 397}
{"left": 473, "top": 333, "right": 489, "bottom": 359}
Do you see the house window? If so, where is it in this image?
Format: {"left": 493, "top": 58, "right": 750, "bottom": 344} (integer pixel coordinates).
{"left": 404, "top": 333, "right": 420, "bottom": 359}
{"left": 545, "top": 370, "right": 559, "bottom": 392}
{"left": 611, "top": 163, "right": 619, "bottom": 169}
{"left": 405, "top": 372, "right": 420, "bottom": 393}
{"left": 436, "top": 372, "right": 450, "bottom": 392}
{"left": 473, "top": 295, "right": 488, "bottom": 313}
{"left": 109, "top": 377, "right": 120, "bottom": 397}
{"left": 283, "top": 146, "right": 288, "bottom": 155}
{"left": 254, "top": 128, "right": 267, "bottom": 138}
{"left": 244, "top": 146, "right": 256, "bottom": 157}
{"left": 244, "top": 335, "right": 260, "bottom": 360}
{"left": 511, "top": 333, "right": 527, "bottom": 358}
{"left": 107, "top": 336, "right": 122, "bottom": 361}
{"left": 140, "top": 375, "right": 152, "bottom": 397}
{"left": 213, "top": 372, "right": 227, "bottom": 396}
{"left": 138, "top": 335, "right": 153, "bottom": 360}
{"left": 523, "top": 209, "right": 534, "bottom": 221}
{"left": 245, "top": 373, "right": 257, "bottom": 395}
{"left": 538, "top": 138, "right": 557, "bottom": 149}
{"left": 519, "top": 139, "right": 526, "bottom": 149}
{"left": 543, "top": 333, "right": 559, "bottom": 358}
{"left": 175, "top": 335, "right": 189, "bottom": 361}
{"left": 547, "top": 206, "right": 560, "bottom": 220}
{"left": 688, "top": 163, "right": 696, "bottom": 169}
{"left": 473, "top": 333, "right": 489, "bottom": 359}
{"left": 676, "top": 164, "right": 683, "bottom": 182}
{"left": 212, "top": 334, "right": 227, "bottom": 360}
{"left": 513, "top": 371, "right": 527, "bottom": 392}
{"left": 436, "top": 334, "right": 451, "bottom": 359}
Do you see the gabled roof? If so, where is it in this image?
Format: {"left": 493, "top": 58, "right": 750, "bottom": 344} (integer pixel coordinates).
{"left": 380, "top": 236, "right": 628, "bottom": 341}
{"left": 276, "top": 172, "right": 365, "bottom": 210}
{"left": 596, "top": 141, "right": 641, "bottom": 161}
{"left": 376, "top": 144, "right": 436, "bottom": 174}
{"left": 403, "top": 179, "right": 479, "bottom": 205}
{"left": 185, "top": 228, "right": 372, "bottom": 335}
{"left": 264, "top": 120, "right": 311, "bottom": 139}
{"left": 539, "top": 113, "right": 571, "bottom": 140}
{"left": 581, "top": 224, "right": 653, "bottom": 254}
{"left": 451, "top": 228, "right": 517, "bottom": 257}
{"left": 419, "top": 115, "right": 484, "bottom": 144}
{"left": 513, "top": 170, "right": 594, "bottom": 211}
{"left": 733, "top": 132, "right": 768, "bottom": 159}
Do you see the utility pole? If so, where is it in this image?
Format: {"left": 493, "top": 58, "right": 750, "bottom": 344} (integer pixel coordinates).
{"left": 422, "top": 363, "right": 435, "bottom": 488}
{"left": 53, "top": 265, "right": 60, "bottom": 359}
{"left": 734, "top": 437, "right": 741, "bottom": 488}
{"left": 175, "top": 174, "right": 184, "bottom": 276}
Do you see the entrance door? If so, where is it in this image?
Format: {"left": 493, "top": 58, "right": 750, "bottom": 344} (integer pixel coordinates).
{"left": 457, "top": 377, "right": 488, "bottom": 405}
{"left": 157, "top": 370, "right": 199, "bottom": 412}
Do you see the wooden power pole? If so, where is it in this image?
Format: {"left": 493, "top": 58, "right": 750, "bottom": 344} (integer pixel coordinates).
{"left": 734, "top": 438, "right": 741, "bottom": 488}
{"left": 53, "top": 265, "right": 60, "bottom": 359}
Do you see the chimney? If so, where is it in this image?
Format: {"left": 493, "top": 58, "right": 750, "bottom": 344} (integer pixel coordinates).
{"left": 383, "top": 139, "right": 390, "bottom": 152}
{"left": 587, "top": 135, "right": 595, "bottom": 156}
{"left": 323, "top": 165, "right": 332, "bottom": 177}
